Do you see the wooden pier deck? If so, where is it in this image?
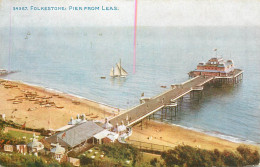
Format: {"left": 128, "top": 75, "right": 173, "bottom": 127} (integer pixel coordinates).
{"left": 109, "top": 69, "right": 243, "bottom": 126}
{"left": 110, "top": 76, "right": 214, "bottom": 126}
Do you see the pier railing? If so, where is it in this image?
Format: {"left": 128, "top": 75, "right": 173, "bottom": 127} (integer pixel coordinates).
{"left": 110, "top": 69, "right": 243, "bottom": 126}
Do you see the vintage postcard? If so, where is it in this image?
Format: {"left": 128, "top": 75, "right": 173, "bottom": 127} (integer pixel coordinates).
{"left": 0, "top": 0, "right": 259, "bottom": 166}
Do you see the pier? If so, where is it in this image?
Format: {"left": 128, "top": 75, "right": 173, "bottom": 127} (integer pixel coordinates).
{"left": 109, "top": 69, "right": 243, "bottom": 127}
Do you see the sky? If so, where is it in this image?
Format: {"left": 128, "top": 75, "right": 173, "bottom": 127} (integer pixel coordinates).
{"left": 0, "top": 0, "right": 260, "bottom": 27}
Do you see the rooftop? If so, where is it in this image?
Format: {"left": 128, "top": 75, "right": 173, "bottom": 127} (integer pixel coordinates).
{"left": 198, "top": 57, "right": 234, "bottom": 68}
{"left": 46, "top": 121, "right": 104, "bottom": 148}
{"left": 51, "top": 143, "right": 65, "bottom": 154}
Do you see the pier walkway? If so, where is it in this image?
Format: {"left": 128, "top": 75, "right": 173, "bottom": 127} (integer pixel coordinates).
{"left": 110, "top": 76, "right": 213, "bottom": 126}
{"left": 110, "top": 69, "right": 243, "bottom": 126}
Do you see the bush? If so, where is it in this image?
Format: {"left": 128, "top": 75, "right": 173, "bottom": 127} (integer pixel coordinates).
{"left": 222, "top": 150, "right": 242, "bottom": 167}
{"left": 0, "top": 153, "right": 62, "bottom": 167}
{"left": 60, "top": 161, "right": 73, "bottom": 167}
{"left": 237, "top": 145, "right": 260, "bottom": 165}
{"left": 161, "top": 145, "right": 260, "bottom": 167}
{"left": 80, "top": 156, "right": 93, "bottom": 165}
{"left": 150, "top": 158, "right": 158, "bottom": 166}
{"left": 67, "top": 151, "right": 77, "bottom": 158}
{"left": 99, "top": 143, "right": 142, "bottom": 166}
{"left": 162, "top": 145, "right": 215, "bottom": 167}
{"left": 79, "top": 156, "right": 117, "bottom": 167}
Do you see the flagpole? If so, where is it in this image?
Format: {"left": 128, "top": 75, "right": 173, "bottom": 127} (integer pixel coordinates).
{"left": 214, "top": 48, "right": 218, "bottom": 57}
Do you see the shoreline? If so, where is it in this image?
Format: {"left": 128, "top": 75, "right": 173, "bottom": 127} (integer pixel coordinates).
{"left": 2, "top": 78, "right": 124, "bottom": 111}
{"left": 1, "top": 78, "right": 259, "bottom": 151}
{"left": 0, "top": 78, "right": 117, "bottom": 130}
{"left": 129, "top": 120, "right": 260, "bottom": 152}
{"left": 168, "top": 122, "right": 258, "bottom": 145}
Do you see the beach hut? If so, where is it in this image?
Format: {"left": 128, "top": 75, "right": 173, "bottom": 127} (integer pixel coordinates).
{"left": 50, "top": 143, "right": 66, "bottom": 162}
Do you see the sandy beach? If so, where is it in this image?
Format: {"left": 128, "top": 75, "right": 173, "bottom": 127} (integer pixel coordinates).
{"left": 129, "top": 120, "right": 260, "bottom": 152}
{"left": 0, "top": 79, "right": 117, "bottom": 130}
{"left": 1, "top": 79, "right": 259, "bottom": 152}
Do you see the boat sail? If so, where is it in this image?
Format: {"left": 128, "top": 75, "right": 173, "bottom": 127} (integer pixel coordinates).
{"left": 110, "top": 59, "right": 128, "bottom": 77}
{"left": 110, "top": 67, "right": 114, "bottom": 76}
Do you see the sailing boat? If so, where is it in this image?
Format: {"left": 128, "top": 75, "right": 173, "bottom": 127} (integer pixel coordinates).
{"left": 110, "top": 59, "right": 128, "bottom": 78}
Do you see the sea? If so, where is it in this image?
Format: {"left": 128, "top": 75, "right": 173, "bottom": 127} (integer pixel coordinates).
{"left": 0, "top": 26, "right": 259, "bottom": 145}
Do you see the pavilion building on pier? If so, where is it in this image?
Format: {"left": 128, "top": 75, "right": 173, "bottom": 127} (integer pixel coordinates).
{"left": 189, "top": 57, "right": 235, "bottom": 77}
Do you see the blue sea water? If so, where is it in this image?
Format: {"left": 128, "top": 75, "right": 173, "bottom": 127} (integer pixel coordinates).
{"left": 0, "top": 26, "right": 259, "bottom": 144}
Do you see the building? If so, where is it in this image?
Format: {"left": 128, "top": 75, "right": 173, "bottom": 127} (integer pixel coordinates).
{"left": 113, "top": 121, "right": 127, "bottom": 135}
{"left": 27, "top": 133, "right": 44, "bottom": 156}
{"left": 189, "top": 57, "right": 235, "bottom": 77}
{"left": 50, "top": 143, "right": 66, "bottom": 162}
{"left": 68, "top": 114, "right": 86, "bottom": 125}
{"left": 68, "top": 157, "right": 80, "bottom": 167}
{"left": 46, "top": 121, "right": 104, "bottom": 149}
{"left": 102, "top": 118, "right": 113, "bottom": 130}
{"left": 0, "top": 69, "right": 8, "bottom": 75}
{"left": 16, "top": 145, "right": 27, "bottom": 155}
{"left": 55, "top": 114, "right": 87, "bottom": 132}
{"left": 4, "top": 145, "right": 13, "bottom": 152}
{"left": 93, "top": 129, "right": 119, "bottom": 144}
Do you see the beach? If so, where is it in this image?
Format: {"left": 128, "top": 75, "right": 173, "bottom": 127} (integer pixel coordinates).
{"left": 0, "top": 79, "right": 116, "bottom": 130}
{"left": 0, "top": 78, "right": 259, "bottom": 152}
{"left": 129, "top": 120, "right": 260, "bottom": 152}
